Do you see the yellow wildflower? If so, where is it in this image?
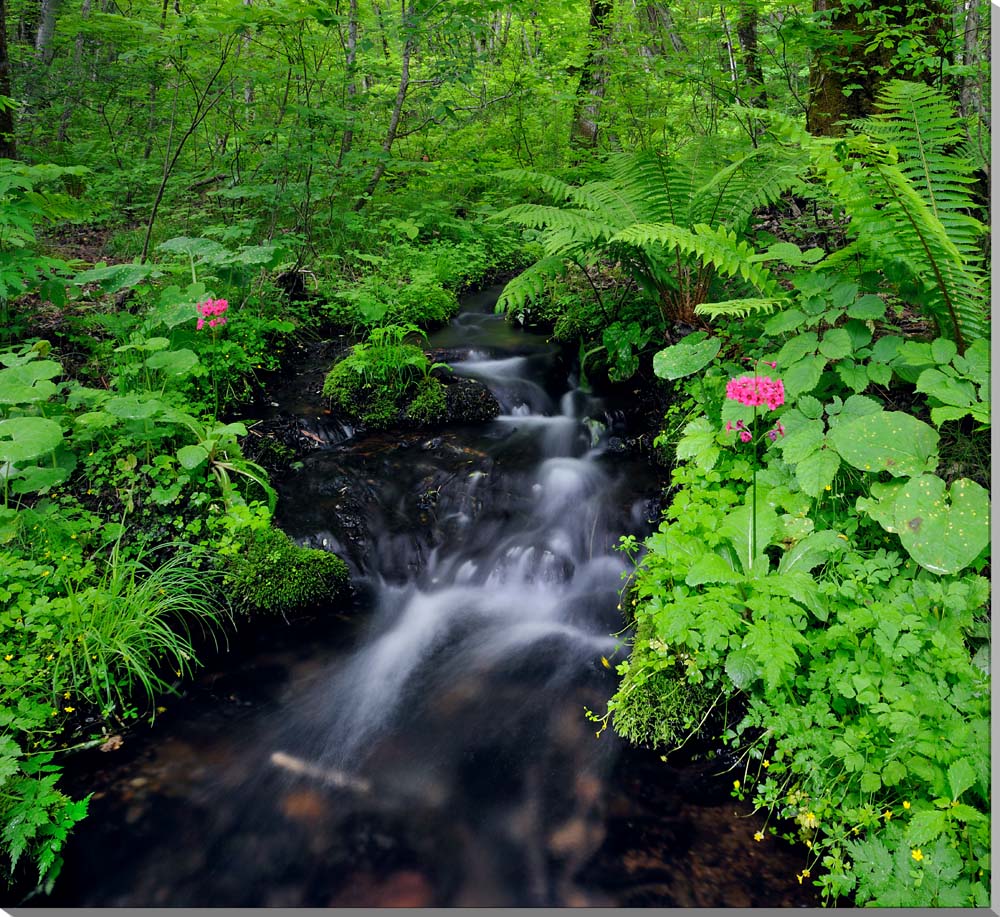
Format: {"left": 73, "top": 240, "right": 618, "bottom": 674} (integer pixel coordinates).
{"left": 64, "top": 706, "right": 75, "bottom": 713}
{"left": 902, "top": 800, "right": 911, "bottom": 810}
{"left": 46, "top": 654, "right": 54, "bottom": 661}
{"left": 911, "top": 849, "right": 923, "bottom": 862}
{"left": 733, "top": 779, "right": 741, "bottom": 790}
{"left": 882, "top": 809, "right": 892, "bottom": 821}
{"left": 64, "top": 691, "right": 71, "bottom": 699}
{"left": 3, "top": 654, "right": 11, "bottom": 661}
{"left": 762, "top": 759, "right": 770, "bottom": 768}
{"left": 754, "top": 831, "right": 764, "bottom": 842}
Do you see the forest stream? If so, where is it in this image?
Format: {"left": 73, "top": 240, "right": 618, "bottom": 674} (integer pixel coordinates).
{"left": 37, "top": 285, "right": 817, "bottom": 907}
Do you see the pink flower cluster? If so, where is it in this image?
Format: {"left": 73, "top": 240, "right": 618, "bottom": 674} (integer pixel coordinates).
{"left": 725, "top": 419, "right": 785, "bottom": 443}
{"left": 725, "top": 374, "right": 785, "bottom": 410}
{"left": 196, "top": 298, "right": 229, "bottom": 330}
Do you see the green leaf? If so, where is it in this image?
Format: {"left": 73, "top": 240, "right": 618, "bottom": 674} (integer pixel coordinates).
{"left": 686, "top": 552, "right": 741, "bottom": 586}
{"left": 882, "top": 759, "right": 907, "bottom": 786}
{"left": 776, "top": 418, "right": 824, "bottom": 464}
{"left": 930, "top": 337, "right": 958, "bottom": 364}
{"left": 782, "top": 354, "right": 826, "bottom": 398}
{"left": 145, "top": 348, "right": 199, "bottom": 377}
{"left": 819, "top": 327, "right": 852, "bottom": 360}
{"left": 675, "top": 416, "right": 721, "bottom": 472}
{"left": 866, "top": 360, "right": 893, "bottom": 387}
{"left": 894, "top": 475, "right": 990, "bottom": 575}
{"left": 724, "top": 649, "right": 757, "bottom": 689}
{"left": 176, "top": 444, "right": 209, "bottom": 470}
{"left": 916, "top": 368, "right": 976, "bottom": 408}
{"left": 827, "top": 411, "right": 938, "bottom": 477}
{"left": 856, "top": 480, "right": 906, "bottom": 533}
{"left": 794, "top": 448, "right": 841, "bottom": 498}
{"left": 0, "top": 417, "right": 64, "bottom": 464}
{"left": 796, "top": 395, "right": 823, "bottom": 419}
{"left": 652, "top": 334, "right": 721, "bottom": 381}
{"left": 859, "top": 770, "right": 882, "bottom": 793}
{"left": 946, "top": 759, "right": 976, "bottom": 801}
{"left": 720, "top": 501, "right": 778, "bottom": 574}
{"left": 907, "top": 809, "right": 949, "bottom": 845}
{"left": 104, "top": 395, "right": 165, "bottom": 421}
{"left": 848, "top": 294, "right": 887, "bottom": 320}
{"left": 775, "top": 332, "right": 818, "bottom": 367}
{"left": 762, "top": 308, "right": 806, "bottom": 336}
{"left": 74, "top": 261, "right": 158, "bottom": 292}
{"left": 836, "top": 359, "right": 869, "bottom": 392}
{"left": 778, "top": 529, "right": 846, "bottom": 574}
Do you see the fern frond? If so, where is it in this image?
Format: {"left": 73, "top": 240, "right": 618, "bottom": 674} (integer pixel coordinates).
{"left": 693, "top": 297, "right": 787, "bottom": 319}
{"left": 611, "top": 222, "right": 782, "bottom": 297}
{"left": 495, "top": 204, "right": 617, "bottom": 248}
{"left": 493, "top": 169, "right": 578, "bottom": 203}
{"left": 495, "top": 255, "right": 569, "bottom": 316}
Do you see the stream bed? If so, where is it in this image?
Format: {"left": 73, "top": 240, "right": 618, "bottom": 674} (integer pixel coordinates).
{"left": 36, "top": 286, "right": 817, "bottom": 907}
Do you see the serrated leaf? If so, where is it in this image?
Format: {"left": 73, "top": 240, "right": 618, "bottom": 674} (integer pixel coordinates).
{"left": 675, "top": 416, "right": 721, "bottom": 472}
{"left": 946, "top": 759, "right": 976, "bottom": 801}
{"left": 906, "top": 809, "right": 948, "bottom": 845}
{"left": 724, "top": 649, "right": 757, "bottom": 689}
{"left": 847, "top": 294, "right": 887, "bottom": 320}
{"left": 819, "top": 327, "right": 852, "bottom": 359}
{"left": 859, "top": 770, "right": 882, "bottom": 793}
{"left": 794, "top": 448, "right": 840, "bottom": 498}
{"left": 763, "top": 308, "right": 807, "bottom": 336}
{"left": 685, "top": 552, "right": 741, "bottom": 586}
{"left": 836, "top": 359, "right": 869, "bottom": 392}
{"left": 783, "top": 354, "right": 827, "bottom": 398}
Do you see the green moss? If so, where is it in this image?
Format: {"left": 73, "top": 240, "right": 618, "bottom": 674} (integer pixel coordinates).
{"left": 405, "top": 377, "right": 447, "bottom": 423}
{"left": 225, "top": 525, "right": 349, "bottom": 615}
{"left": 609, "top": 619, "right": 717, "bottom": 749}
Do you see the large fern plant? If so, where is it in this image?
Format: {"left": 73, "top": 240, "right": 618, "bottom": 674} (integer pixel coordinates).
{"left": 784, "top": 80, "right": 989, "bottom": 352}
{"left": 495, "top": 139, "right": 805, "bottom": 327}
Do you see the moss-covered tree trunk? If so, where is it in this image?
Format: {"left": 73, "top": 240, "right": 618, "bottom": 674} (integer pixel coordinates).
{"left": 806, "top": 0, "right": 952, "bottom": 136}
{"left": 570, "top": 0, "right": 614, "bottom": 149}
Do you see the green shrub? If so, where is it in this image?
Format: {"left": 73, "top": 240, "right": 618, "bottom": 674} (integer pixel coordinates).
{"left": 224, "top": 526, "right": 349, "bottom": 616}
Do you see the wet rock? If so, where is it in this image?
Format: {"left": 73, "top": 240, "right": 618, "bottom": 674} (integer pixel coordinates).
{"left": 280, "top": 788, "right": 330, "bottom": 825}
{"left": 443, "top": 377, "right": 501, "bottom": 424}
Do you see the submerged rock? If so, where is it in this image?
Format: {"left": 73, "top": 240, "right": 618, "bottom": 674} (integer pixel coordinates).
{"left": 442, "top": 376, "right": 501, "bottom": 424}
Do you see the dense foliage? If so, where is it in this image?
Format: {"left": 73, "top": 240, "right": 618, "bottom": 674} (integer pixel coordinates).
{"left": 0, "top": 0, "right": 989, "bottom": 904}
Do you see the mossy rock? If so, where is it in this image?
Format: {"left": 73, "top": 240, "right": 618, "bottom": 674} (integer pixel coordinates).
{"left": 404, "top": 377, "right": 447, "bottom": 424}
{"left": 225, "top": 525, "right": 350, "bottom": 615}
{"left": 610, "top": 619, "right": 717, "bottom": 749}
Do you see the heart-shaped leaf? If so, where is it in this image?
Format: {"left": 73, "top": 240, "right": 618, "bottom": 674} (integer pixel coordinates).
{"left": 827, "top": 411, "right": 938, "bottom": 477}
{"left": 894, "top": 475, "right": 989, "bottom": 575}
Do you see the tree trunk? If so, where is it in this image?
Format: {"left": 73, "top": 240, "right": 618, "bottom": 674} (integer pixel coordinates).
{"left": 336, "top": 0, "right": 358, "bottom": 168}
{"left": 0, "top": 0, "right": 15, "bottom": 159}
{"left": 35, "top": 0, "right": 60, "bottom": 64}
{"left": 807, "top": 0, "right": 952, "bottom": 136}
{"left": 354, "top": 2, "right": 413, "bottom": 210}
{"left": 736, "top": 0, "right": 767, "bottom": 106}
{"left": 570, "top": 0, "right": 613, "bottom": 149}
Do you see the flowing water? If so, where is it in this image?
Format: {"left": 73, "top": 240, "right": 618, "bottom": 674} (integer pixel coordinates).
{"left": 36, "top": 286, "right": 816, "bottom": 907}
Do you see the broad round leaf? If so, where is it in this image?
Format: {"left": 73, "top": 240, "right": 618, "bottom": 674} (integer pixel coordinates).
{"left": 827, "top": 411, "right": 938, "bottom": 477}
{"left": 104, "top": 395, "right": 166, "bottom": 421}
{"left": 652, "top": 335, "right": 721, "bottom": 381}
{"left": 177, "top": 444, "right": 210, "bottom": 470}
{"left": 894, "top": 475, "right": 989, "bottom": 575}
{"left": 145, "top": 348, "right": 199, "bottom": 376}
{"left": 0, "top": 416, "right": 64, "bottom": 464}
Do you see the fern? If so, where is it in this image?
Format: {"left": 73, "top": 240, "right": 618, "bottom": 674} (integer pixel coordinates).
{"left": 694, "top": 297, "right": 786, "bottom": 320}
{"left": 772, "top": 84, "right": 988, "bottom": 352}
{"left": 495, "top": 255, "right": 568, "bottom": 316}
{"left": 494, "top": 141, "right": 802, "bottom": 326}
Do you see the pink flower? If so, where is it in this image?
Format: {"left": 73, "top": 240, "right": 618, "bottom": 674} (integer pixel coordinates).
{"left": 739, "top": 430, "right": 752, "bottom": 443}
{"left": 196, "top": 299, "right": 230, "bottom": 330}
{"left": 725, "top": 375, "right": 785, "bottom": 411}
{"left": 725, "top": 421, "right": 733, "bottom": 432}
{"left": 765, "top": 361, "right": 777, "bottom": 368}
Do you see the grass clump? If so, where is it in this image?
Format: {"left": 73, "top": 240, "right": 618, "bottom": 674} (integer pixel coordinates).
{"left": 225, "top": 526, "right": 349, "bottom": 616}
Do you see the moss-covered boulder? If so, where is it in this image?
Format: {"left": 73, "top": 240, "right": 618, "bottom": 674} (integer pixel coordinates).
{"left": 225, "top": 525, "right": 350, "bottom": 615}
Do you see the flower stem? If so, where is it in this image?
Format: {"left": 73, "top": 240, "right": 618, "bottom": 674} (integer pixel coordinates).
{"left": 751, "top": 405, "right": 758, "bottom": 569}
